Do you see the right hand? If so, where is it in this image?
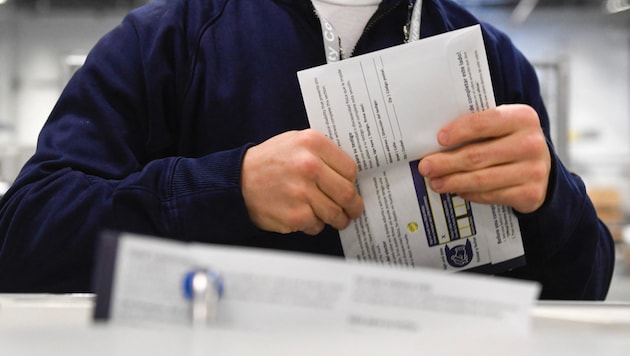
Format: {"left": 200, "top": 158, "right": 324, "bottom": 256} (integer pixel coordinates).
{"left": 241, "top": 129, "right": 364, "bottom": 235}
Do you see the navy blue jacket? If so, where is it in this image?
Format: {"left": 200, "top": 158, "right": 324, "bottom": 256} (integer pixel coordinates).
{"left": 0, "top": 0, "right": 614, "bottom": 299}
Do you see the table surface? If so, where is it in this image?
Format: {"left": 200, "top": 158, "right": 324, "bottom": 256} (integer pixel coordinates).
{"left": 1, "top": 294, "right": 630, "bottom": 355}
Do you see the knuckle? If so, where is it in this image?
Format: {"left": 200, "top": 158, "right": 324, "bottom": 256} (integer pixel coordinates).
{"left": 285, "top": 207, "right": 312, "bottom": 230}
{"left": 297, "top": 129, "right": 325, "bottom": 148}
{"left": 302, "top": 216, "right": 325, "bottom": 236}
{"left": 476, "top": 190, "right": 494, "bottom": 204}
{"left": 521, "top": 131, "right": 546, "bottom": 153}
{"left": 521, "top": 186, "right": 538, "bottom": 204}
{"left": 287, "top": 180, "right": 310, "bottom": 200}
{"left": 520, "top": 185, "right": 545, "bottom": 212}
{"left": 517, "top": 105, "right": 540, "bottom": 125}
{"left": 530, "top": 161, "right": 550, "bottom": 181}
{"left": 468, "top": 171, "right": 488, "bottom": 189}
{"left": 277, "top": 225, "right": 294, "bottom": 234}
{"left": 346, "top": 197, "right": 364, "bottom": 219}
{"left": 337, "top": 183, "right": 357, "bottom": 206}
{"left": 295, "top": 154, "right": 322, "bottom": 176}
{"left": 309, "top": 221, "right": 326, "bottom": 235}
{"left": 348, "top": 162, "right": 359, "bottom": 181}
{"left": 327, "top": 207, "right": 348, "bottom": 228}
{"left": 468, "top": 113, "right": 491, "bottom": 132}
{"left": 465, "top": 146, "right": 485, "bottom": 166}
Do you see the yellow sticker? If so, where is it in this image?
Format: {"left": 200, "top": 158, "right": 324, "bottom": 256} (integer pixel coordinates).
{"left": 407, "top": 222, "right": 419, "bottom": 233}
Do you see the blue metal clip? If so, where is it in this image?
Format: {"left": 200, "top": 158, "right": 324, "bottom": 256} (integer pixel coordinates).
{"left": 182, "top": 268, "right": 224, "bottom": 326}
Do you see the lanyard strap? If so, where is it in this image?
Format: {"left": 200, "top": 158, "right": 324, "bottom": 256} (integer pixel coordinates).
{"left": 316, "top": 0, "right": 423, "bottom": 64}
{"left": 405, "top": 0, "right": 422, "bottom": 43}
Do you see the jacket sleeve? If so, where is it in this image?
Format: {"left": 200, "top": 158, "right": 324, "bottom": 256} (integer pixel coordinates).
{"left": 481, "top": 25, "right": 615, "bottom": 300}
{"left": 0, "top": 3, "right": 260, "bottom": 292}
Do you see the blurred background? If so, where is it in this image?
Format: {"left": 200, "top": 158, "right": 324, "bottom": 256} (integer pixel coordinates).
{"left": 0, "top": 0, "right": 628, "bottom": 300}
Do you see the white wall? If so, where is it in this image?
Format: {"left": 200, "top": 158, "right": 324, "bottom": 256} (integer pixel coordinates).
{"left": 0, "top": 7, "right": 16, "bottom": 144}
{"left": 0, "top": 6, "right": 128, "bottom": 182}
{"left": 5, "top": 7, "right": 128, "bottom": 145}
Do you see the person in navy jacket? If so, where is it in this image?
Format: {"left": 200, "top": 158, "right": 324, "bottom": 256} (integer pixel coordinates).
{"left": 0, "top": 0, "right": 614, "bottom": 299}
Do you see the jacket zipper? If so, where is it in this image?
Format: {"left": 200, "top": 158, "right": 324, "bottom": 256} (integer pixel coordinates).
{"left": 351, "top": 0, "right": 405, "bottom": 57}
{"left": 308, "top": 0, "right": 406, "bottom": 59}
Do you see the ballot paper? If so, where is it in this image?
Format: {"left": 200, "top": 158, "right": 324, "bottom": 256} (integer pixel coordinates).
{"left": 297, "top": 25, "right": 524, "bottom": 272}
{"left": 93, "top": 233, "right": 540, "bottom": 335}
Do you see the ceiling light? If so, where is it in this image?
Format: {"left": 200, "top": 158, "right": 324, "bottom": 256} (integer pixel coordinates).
{"left": 605, "top": 0, "right": 630, "bottom": 13}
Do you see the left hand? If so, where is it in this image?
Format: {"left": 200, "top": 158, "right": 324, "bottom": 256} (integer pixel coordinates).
{"left": 418, "top": 104, "right": 551, "bottom": 214}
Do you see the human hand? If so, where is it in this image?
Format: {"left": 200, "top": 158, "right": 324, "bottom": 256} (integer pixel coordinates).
{"left": 241, "top": 129, "right": 364, "bottom": 235}
{"left": 418, "top": 104, "right": 551, "bottom": 214}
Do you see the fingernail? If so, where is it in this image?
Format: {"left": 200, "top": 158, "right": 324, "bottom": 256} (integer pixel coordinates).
{"left": 431, "top": 178, "right": 443, "bottom": 191}
{"left": 438, "top": 131, "right": 449, "bottom": 145}
{"left": 419, "top": 161, "right": 431, "bottom": 176}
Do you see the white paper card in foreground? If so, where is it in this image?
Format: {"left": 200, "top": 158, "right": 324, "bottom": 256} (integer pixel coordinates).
{"left": 298, "top": 25, "right": 524, "bottom": 272}
{"left": 94, "top": 233, "right": 539, "bottom": 335}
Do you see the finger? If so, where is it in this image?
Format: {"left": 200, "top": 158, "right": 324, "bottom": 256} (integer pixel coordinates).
{"left": 458, "top": 183, "right": 546, "bottom": 214}
{"left": 428, "top": 162, "right": 528, "bottom": 194}
{"left": 437, "top": 105, "right": 538, "bottom": 147}
{"left": 307, "top": 161, "right": 364, "bottom": 229}
{"left": 420, "top": 134, "right": 528, "bottom": 178}
{"left": 300, "top": 176, "right": 361, "bottom": 232}
{"left": 315, "top": 166, "right": 364, "bottom": 219}
{"left": 301, "top": 216, "right": 326, "bottom": 236}
{"left": 428, "top": 152, "right": 550, "bottom": 194}
{"left": 280, "top": 199, "right": 327, "bottom": 235}
{"left": 301, "top": 129, "right": 358, "bottom": 181}
{"left": 308, "top": 189, "right": 353, "bottom": 231}
{"left": 260, "top": 200, "right": 325, "bottom": 235}
{"left": 427, "top": 162, "right": 548, "bottom": 212}
{"left": 288, "top": 140, "right": 363, "bottom": 222}
{"left": 277, "top": 160, "right": 359, "bottom": 232}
